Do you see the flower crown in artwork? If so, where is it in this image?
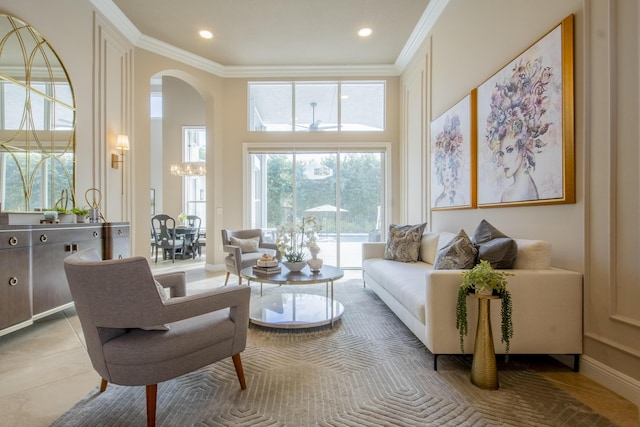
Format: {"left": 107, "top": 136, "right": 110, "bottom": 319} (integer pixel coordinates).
{"left": 485, "top": 57, "right": 553, "bottom": 172}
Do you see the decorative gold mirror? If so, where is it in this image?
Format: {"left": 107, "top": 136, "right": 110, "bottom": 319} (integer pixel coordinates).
{"left": 0, "top": 14, "right": 75, "bottom": 211}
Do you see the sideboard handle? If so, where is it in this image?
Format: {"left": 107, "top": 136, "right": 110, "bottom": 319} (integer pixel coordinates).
{"left": 9, "top": 277, "right": 18, "bottom": 286}
{"left": 93, "top": 231, "right": 99, "bottom": 238}
{"left": 39, "top": 234, "right": 48, "bottom": 243}
{"left": 117, "top": 229, "right": 123, "bottom": 236}
{"left": 8, "top": 236, "right": 18, "bottom": 246}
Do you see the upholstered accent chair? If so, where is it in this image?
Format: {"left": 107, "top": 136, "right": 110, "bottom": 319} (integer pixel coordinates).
{"left": 221, "top": 228, "right": 281, "bottom": 285}
{"left": 63, "top": 248, "right": 250, "bottom": 427}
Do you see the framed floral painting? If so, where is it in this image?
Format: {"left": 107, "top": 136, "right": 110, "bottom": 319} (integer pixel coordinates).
{"left": 476, "top": 14, "right": 575, "bottom": 207}
{"left": 430, "top": 93, "right": 476, "bottom": 210}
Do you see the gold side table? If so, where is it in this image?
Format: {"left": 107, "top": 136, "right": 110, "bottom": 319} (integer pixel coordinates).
{"left": 470, "top": 294, "right": 500, "bottom": 390}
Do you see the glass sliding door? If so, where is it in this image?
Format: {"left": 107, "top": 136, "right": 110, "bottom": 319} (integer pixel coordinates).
{"left": 248, "top": 149, "right": 385, "bottom": 269}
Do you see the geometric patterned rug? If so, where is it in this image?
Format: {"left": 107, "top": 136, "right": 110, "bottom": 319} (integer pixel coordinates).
{"left": 51, "top": 279, "right": 618, "bottom": 426}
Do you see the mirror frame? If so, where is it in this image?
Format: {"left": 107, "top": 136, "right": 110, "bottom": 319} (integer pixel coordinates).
{"left": 0, "top": 13, "right": 76, "bottom": 212}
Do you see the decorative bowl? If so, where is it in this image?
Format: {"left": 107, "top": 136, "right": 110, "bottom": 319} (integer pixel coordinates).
{"left": 283, "top": 261, "right": 307, "bottom": 272}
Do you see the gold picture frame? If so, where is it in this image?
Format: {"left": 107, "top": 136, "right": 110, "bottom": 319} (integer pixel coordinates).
{"left": 475, "top": 14, "right": 574, "bottom": 207}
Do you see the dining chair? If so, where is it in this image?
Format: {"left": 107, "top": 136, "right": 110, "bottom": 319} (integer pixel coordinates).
{"left": 185, "top": 215, "right": 202, "bottom": 258}
{"left": 151, "top": 214, "right": 184, "bottom": 263}
{"left": 63, "top": 248, "right": 250, "bottom": 427}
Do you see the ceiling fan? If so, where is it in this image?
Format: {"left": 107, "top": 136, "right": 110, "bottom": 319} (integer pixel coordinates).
{"left": 298, "top": 102, "right": 339, "bottom": 131}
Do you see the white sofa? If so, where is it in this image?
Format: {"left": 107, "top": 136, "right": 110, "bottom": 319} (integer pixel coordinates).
{"left": 362, "top": 231, "right": 583, "bottom": 370}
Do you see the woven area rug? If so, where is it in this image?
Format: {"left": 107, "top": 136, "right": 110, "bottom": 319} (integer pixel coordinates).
{"left": 52, "top": 279, "right": 616, "bottom": 426}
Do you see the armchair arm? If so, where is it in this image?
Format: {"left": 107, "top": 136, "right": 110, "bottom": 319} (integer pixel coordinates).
{"left": 154, "top": 271, "right": 186, "bottom": 297}
{"left": 161, "top": 285, "right": 251, "bottom": 325}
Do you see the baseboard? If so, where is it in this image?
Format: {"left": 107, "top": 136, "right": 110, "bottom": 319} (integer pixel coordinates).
{"left": 204, "top": 263, "right": 225, "bottom": 272}
{"left": 581, "top": 355, "right": 640, "bottom": 409}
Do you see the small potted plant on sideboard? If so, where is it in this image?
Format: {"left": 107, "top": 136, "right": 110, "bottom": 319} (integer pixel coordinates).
{"left": 71, "top": 207, "right": 90, "bottom": 223}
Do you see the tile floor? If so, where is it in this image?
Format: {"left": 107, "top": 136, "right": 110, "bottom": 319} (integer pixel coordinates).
{"left": 0, "top": 256, "right": 637, "bottom": 427}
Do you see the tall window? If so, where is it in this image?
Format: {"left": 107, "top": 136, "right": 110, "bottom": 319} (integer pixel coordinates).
{"left": 248, "top": 81, "right": 385, "bottom": 132}
{"left": 247, "top": 147, "right": 387, "bottom": 269}
{"left": 182, "top": 126, "right": 206, "bottom": 227}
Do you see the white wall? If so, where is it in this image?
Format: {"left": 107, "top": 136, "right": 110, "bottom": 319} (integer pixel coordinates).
{"left": 400, "top": 0, "right": 639, "bottom": 405}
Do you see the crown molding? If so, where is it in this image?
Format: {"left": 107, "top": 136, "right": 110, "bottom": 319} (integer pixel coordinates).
{"left": 395, "top": 0, "right": 449, "bottom": 73}
{"left": 92, "top": 0, "right": 447, "bottom": 78}
{"left": 90, "top": 0, "right": 141, "bottom": 44}
{"left": 137, "top": 35, "right": 227, "bottom": 76}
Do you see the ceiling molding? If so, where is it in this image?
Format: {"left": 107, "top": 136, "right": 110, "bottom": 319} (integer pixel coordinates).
{"left": 90, "top": 0, "right": 141, "bottom": 44}
{"left": 137, "top": 35, "right": 226, "bottom": 76}
{"left": 394, "top": 0, "right": 449, "bottom": 73}
{"left": 92, "top": 0, "right": 446, "bottom": 78}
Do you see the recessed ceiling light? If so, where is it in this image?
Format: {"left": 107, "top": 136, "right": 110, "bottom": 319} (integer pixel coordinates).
{"left": 199, "top": 30, "right": 213, "bottom": 39}
{"left": 358, "top": 28, "right": 372, "bottom": 37}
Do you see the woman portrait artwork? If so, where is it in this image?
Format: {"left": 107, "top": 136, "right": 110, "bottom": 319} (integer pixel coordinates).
{"left": 430, "top": 94, "right": 472, "bottom": 209}
{"left": 477, "top": 24, "right": 565, "bottom": 206}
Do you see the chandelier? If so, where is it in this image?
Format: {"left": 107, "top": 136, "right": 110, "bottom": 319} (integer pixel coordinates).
{"left": 170, "top": 162, "right": 206, "bottom": 176}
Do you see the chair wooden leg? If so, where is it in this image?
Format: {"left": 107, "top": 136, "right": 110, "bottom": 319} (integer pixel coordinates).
{"left": 238, "top": 276, "right": 243, "bottom": 286}
{"left": 224, "top": 272, "right": 231, "bottom": 286}
{"left": 232, "top": 353, "right": 247, "bottom": 390}
{"left": 99, "top": 378, "right": 108, "bottom": 393}
{"left": 146, "top": 384, "right": 157, "bottom": 427}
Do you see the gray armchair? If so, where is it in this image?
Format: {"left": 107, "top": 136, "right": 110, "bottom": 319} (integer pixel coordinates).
{"left": 63, "top": 248, "right": 250, "bottom": 427}
{"left": 221, "top": 228, "right": 281, "bottom": 285}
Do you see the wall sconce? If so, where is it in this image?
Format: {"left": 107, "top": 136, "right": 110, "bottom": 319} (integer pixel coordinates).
{"left": 111, "top": 134, "right": 130, "bottom": 169}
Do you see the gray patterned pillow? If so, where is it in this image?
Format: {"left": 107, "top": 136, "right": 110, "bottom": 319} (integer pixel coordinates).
{"left": 472, "top": 219, "right": 517, "bottom": 269}
{"left": 383, "top": 223, "right": 428, "bottom": 262}
{"left": 433, "top": 229, "right": 478, "bottom": 270}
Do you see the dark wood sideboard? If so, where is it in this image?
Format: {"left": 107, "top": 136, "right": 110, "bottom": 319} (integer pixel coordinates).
{"left": 0, "top": 222, "right": 130, "bottom": 336}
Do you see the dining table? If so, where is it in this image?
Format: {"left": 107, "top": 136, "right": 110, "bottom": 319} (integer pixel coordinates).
{"left": 173, "top": 226, "right": 198, "bottom": 259}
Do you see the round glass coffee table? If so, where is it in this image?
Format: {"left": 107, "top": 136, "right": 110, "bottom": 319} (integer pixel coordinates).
{"left": 240, "top": 264, "right": 344, "bottom": 329}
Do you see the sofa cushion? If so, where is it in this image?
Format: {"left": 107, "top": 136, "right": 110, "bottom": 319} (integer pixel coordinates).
{"left": 230, "top": 236, "right": 260, "bottom": 253}
{"left": 363, "top": 258, "right": 430, "bottom": 323}
{"left": 433, "top": 229, "right": 477, "bottom": 270}
{"left": 471, "top": 219, "right": 518, "bottom": 269}
{"left": 419, "top": 232, "right": 440, "bottom": 264}
{"left": 383, "top": 223, "right": 427, "bottom": 262}
{"left": 513, "top": 239, "right": 552, "bottom": 269}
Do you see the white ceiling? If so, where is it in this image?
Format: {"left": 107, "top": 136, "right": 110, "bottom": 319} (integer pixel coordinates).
{"left": 96, "top": 0, "right": 443, "bottom": 77}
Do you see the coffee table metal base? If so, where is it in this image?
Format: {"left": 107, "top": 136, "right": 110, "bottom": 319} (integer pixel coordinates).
{"left": 250, "top": 293, "right": 344, "bottom": 329}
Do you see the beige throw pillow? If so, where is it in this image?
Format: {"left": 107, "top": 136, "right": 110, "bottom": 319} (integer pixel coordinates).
{"left": 419, "top": 232, "right": 440, "bottom": 264}
{"left": 230, "top": 236, "right": 260, "bottom": 253}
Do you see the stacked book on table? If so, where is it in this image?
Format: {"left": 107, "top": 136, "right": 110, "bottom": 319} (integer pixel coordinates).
{"left": 253, "top": 261, "right": 281, "bottom": 275}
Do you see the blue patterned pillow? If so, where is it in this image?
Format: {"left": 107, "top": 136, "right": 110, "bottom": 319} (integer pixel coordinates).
{"left": 383, "top": 223, "right": 428, "bottom": 262}
{"left": 433, "top": 229, "right": 478, "bottom": 270}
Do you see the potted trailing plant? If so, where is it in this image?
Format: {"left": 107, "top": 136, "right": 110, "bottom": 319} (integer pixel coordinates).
{"left": 456, "top": 260, "right": 514, "bottom": 359}
{"left": 71, "top": 207, "right": 89, "bottom": 223}
{"left": 276, "top": 216, "right": 321, "bottom": 271}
